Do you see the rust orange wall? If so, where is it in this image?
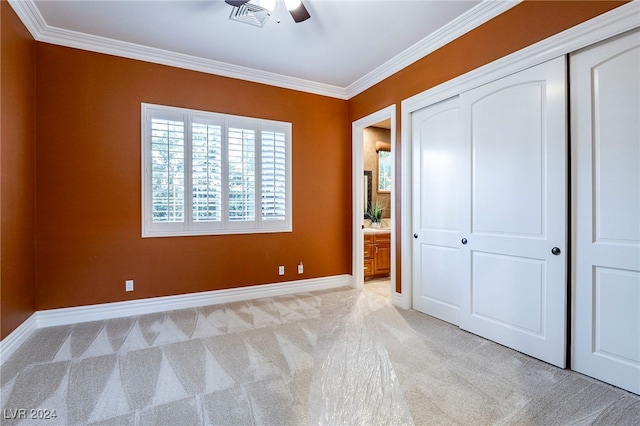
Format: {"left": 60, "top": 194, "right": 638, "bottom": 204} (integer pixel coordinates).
{"left": 1, "top": 0, "right": 37, "bottom": 339}
{"left": 35, "top": 44, "right": 351, "bottom": 310}
{"left": 348, "top": 0, "right": 627, "bottom": 294}
{"left": 0, "top": 0, "right": 628, "bottom": 338}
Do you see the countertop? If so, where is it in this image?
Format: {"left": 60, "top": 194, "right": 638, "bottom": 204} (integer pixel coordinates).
{"left": 363, "top": 227, "right": 391, "bottom": 234}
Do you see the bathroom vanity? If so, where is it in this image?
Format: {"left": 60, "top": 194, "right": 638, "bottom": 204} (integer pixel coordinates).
{"left": 363, "top": 230, "right": 391, "bottom": 278}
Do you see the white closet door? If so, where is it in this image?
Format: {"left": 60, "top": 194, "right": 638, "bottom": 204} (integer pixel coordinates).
{"left": 459, "top": 57, "right": 568, "bottom": 368}
{"left": 571, "top": 30, "right": 640, "bottom": 395}
{"left": 412, "top": 97, "right": 463, "bottom": 325}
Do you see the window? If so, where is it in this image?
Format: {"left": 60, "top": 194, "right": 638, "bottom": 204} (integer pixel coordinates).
{"left": 142, "top": 104, "right": 291, "bottom": 237}
{"left": 378, "top": 150, "right": 391, "bottom": 192}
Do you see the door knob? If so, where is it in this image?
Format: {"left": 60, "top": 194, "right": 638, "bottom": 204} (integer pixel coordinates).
{"left": 461, "top": 238, "right": 468, "bottom": 245}
{"left": 413, "top": 233, "right": 418, "bottom": 239}
{"left": 551, "top": 247, "right": 561, "bottom": 255}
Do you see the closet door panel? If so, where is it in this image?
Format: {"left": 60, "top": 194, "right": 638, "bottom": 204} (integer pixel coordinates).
{"left": 593, "top": 48, "right": 640, "bottom": 244}
{"left": 572, "top": 30, "right": 640, "bottom": 395}
{"left": 471, "top": 83, "right": 544, "bottom": 236}
{"left": 459, "top": 56, "right": 568, "bottom": 368}
{"left": 471, "top": 252, "right": 545, "bottom": 334}
{"left": 412, "top": 97, "right": 463, "bottom": 325}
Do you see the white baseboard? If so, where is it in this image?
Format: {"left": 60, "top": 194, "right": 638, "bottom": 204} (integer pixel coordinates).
{"left": 1, "top": 274, "right": 353, "bottom": 365}
{"left": 392, "top": 291, "right": 411, "bottom": 310}
{"left": 0, "top": 313, "right": 38, "bottom": 365}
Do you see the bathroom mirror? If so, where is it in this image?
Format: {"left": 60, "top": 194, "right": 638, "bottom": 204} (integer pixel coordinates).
{"left": 364, "top": 170, "right": 372, "bottom": 218}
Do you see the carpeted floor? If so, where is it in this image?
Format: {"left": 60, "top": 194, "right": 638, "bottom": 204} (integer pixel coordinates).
{"left": 1, "top": 283, "right": 638, "bottom": 425}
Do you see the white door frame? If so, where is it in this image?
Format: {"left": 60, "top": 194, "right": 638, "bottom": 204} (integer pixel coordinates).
{"left": 352, "top": 105, "right": 396, "bottom": 300}
{"left": 399, "top": 2, "right": 638, "bottom": 311}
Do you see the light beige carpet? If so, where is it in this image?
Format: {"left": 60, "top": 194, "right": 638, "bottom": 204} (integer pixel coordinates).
{"left": 1, "top": 285, "right": 638, "bottom": 425}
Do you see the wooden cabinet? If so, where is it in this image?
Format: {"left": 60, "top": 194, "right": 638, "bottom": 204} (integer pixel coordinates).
{"left": 364, "top": 232, "right": 391, "bottom": 278}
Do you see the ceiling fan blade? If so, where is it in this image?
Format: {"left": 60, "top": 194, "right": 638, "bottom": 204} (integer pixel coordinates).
{"left": 288, "top": 1, "right": 310, "bottom": 23}
{"left": 225, "top": 0, "right": 250, "bottom": 7}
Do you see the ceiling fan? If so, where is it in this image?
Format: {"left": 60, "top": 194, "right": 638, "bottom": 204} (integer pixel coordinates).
{"left": 225, "top": 0, "right": 311, "bottom": 24}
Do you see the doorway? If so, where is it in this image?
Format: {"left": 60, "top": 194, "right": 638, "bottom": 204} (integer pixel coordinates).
{"left": 410, "top": 57, "right": 569, "bottom": 368}
{"left": 352, "top": 106, "right": 396, "bottom": 301}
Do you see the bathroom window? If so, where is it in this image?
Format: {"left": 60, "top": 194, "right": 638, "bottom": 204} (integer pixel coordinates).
{"left": 142, "top": 103, "right": 291, "bottom": 237}
{"left": 378, "top": 150, "right": 391, "bottom": 192}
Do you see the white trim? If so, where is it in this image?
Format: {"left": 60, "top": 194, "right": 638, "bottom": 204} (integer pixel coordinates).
{"left": 398, "top": 106, "right": 413, "bottom": 310}
{"left": 391, "top": 291, "right": 408, "bottom": 310}
{"left": 345, "top": 0, "right": 521, "bottom": 98}
{"left": 7, "top": 0, "right": 518, "bottom": 100}
{"left": 400, "top": 1, "right": 640, "bottom": 311}
{"left": 6, "top": 0, "right": 347, "bottom": 99}
{"left": 0, "top": 274, "right": 351, "bottom": 364}
{"left": 0, "top": 313, "right": 38, "bottom": 365}
{"left": 402, "top": 1, "right": 640, "bottom": 114}
{"left": 37, "top": 275, "right": 351, "bottom": 327}
{"left": 352, "top": 105, "right": 397, "bottom": 304}
{"left": 141, "top": 103, "right": 292, "bottom": 237}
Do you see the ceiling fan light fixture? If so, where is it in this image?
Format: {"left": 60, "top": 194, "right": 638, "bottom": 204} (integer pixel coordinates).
{"left": 227, "top": 0, "right": 310, "bottom": 25}
{"left": 284, "top": 0, "right": 310, "bottom": 23}
{"left": 283, "top": 0, "right": 301, "bottom": 11}
{"left": 257, "top": 0, "right": 276, "bottom": 12}
{"left": 225, "top": 0, "right": 250, "bottom": 6}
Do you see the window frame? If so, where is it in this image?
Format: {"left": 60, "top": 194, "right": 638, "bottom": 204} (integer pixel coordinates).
{"left": 377, "top": 149, "right": 392, "bottom": 193}
{"left": 141, "top": 103, "right": 292, "bottom": 237}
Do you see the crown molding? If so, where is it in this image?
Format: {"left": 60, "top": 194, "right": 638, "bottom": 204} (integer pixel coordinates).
{"left": 7, "top": 0, "right": 45, "bottom": 36}
{"left": 5, "top": 0, "right": 637, "bottom": 99}
{"left": 4, "top": 0, "right": 533, "bottom": 100}
{"left": 7, "top": 0, "right": 349, "bottom": 99}
{"left": 45, "top": 25, "right": 351, "bottom": 99}
{"left": 345, "top": 0, "right": 522, "bottom": 98}
{"left": 401, "top": 0, "right": 640, "bottom": 113}
{"left": 8, "top": 0, "right": 518, "bottom": 100}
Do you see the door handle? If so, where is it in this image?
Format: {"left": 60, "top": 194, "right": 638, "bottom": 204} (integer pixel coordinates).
{"left": 551, "top": 247, "right": 561, "bottom": 255}
{"left": 413, "top": 233, "right": 418, "bottom": 239}
{"left": 461, "top": 238, "right": 468, "bottom": 245}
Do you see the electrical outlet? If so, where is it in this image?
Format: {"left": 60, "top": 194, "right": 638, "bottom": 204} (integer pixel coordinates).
{"left": 297, "top": 262, "right": 304, "bottom": 274}
{"left": 278, "top": 266, "right": 285, "bottom": 275}
{"left": 125, "top": 279, "right": 134, "bottom": 292}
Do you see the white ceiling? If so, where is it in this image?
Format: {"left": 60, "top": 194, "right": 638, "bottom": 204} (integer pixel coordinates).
{"left": 12, "top": 0, "right": 520, "bottom": 98}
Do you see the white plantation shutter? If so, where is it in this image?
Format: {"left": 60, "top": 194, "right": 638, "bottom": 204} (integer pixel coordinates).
{"left": 142, "top": 104, "right": 291, "bottom": 237}
{"left": 192, "top": 120, "right": 223, "bottom": 222}
{"left": 228, "top": 127, "right": 256, "bottom": 222}
{"left": 150, "top": 117, "right": 185, "bottom": 223}
{"left": 261, "top": 130, "right": 287, "bottom": 221}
